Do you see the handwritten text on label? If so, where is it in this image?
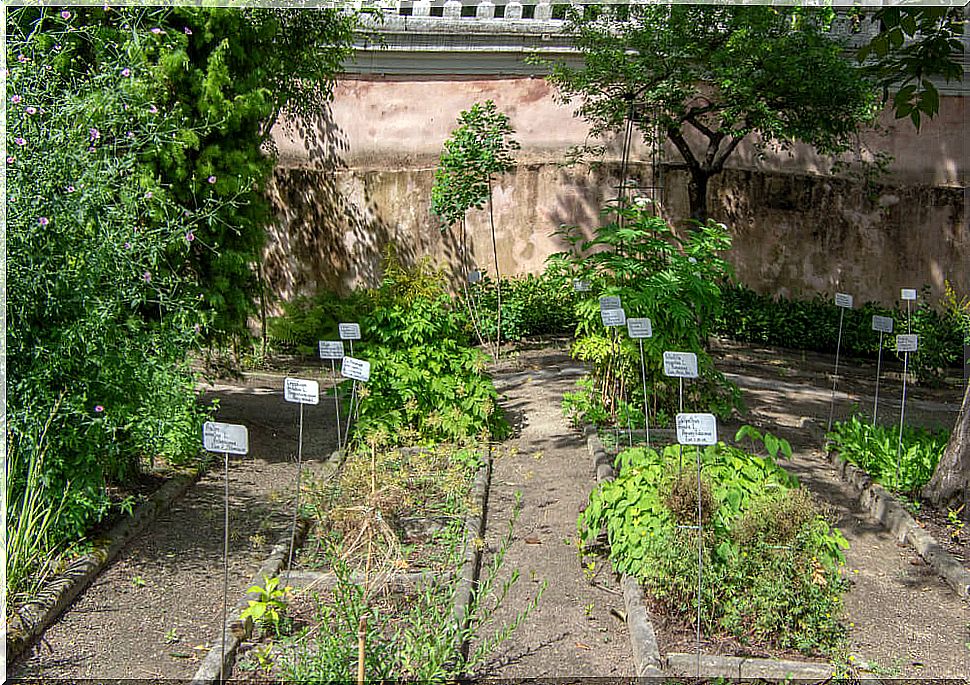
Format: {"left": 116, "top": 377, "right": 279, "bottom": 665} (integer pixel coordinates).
{"left": 627, "top": 317, "right": 653, "bottom": 339}
{"left": 663, "top": 351, "right": 698, "bottom": 378}
{"left": 341, "top": 356, "right": 371, "bottom": 382}
{"left": 676, "top": 413, "right": 718, "bottom": 445}
{"left": 203, "top": 422, "right": 249, "bottom": 455}
{"left": 318, "top": 340, "right": 345, "bottom": 360}
{"left": 338, "top": 323, "right": 361, "bottom": 340}
{"left": 284, "top": 377, "right": 320, "bottom": 405}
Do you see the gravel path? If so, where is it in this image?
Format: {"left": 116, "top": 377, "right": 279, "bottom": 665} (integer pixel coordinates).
{"left": 470, "top": 342, "right": 635, "bottom": 677}
{"left": 12, "top": 377, "right": 340, "bottom": 679}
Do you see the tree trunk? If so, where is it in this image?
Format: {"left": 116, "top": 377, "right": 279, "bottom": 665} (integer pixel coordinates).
{"left": 687, "top": 170, "right": 709, "bottom": 225}
{"left": 922, "top": 382, "right": 970, "bottom": 516}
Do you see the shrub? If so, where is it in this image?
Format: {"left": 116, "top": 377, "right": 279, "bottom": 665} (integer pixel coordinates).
{"left": 471, "top": 270, "right": 581, "bottom": 342}
{"left": 580, "top": 433, "right": 848, "bottom": 655}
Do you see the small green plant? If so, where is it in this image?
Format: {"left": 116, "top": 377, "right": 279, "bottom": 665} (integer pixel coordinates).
{"left": 241, "top": 575, "right": 293, "bottom": 637}
{"left": 826, "top": 414, "right": 949, "bottom": 493}
{"left": 131, "top": 575, "right": 147, "bottom": 588}
{"left": 164, "top": 628, "right": 180, "bottom": 644}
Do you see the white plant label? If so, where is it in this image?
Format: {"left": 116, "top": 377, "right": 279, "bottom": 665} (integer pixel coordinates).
{"left": 601, "top": 308, "right": 626, "bottom": 327}
{"left": 341, "top": 356, "right": 371, "bottom": 383}
{"left": 338, "top": 323, "right": 361, "bottom": 340}
{"left": 834, "top": 292, "right": 853, "bottom": 309}
{"left": 468, "top": 270, "right": 482, "bottom": 284}
{"left": 663, "top": 351, "right": 698, "bottom": 378}
{"left": 318, "top": 340, "right": 345, "bottom": 360}
{"left": 599, "top": 295, "right": 621, "bottom": 312}
{"left": 284, "top": 377, "right": 320, "bottom": 405}
{"left": 901, "top": 288, "right": 917, "bottom": 301}
{"left": 676, "top": 413, "right": 718, "bottom": 446}
{"left": 627, "top": 317, "right": 653, "bottom": 339}
{"left": 896, "top": 334, "right": 919, "bottom": 353}
{"left": 203, "top": 422, "right": 249, "bottom": 455}
{"left": 573, "top": 279, "right": 591, "bottom": 292}
{"left": 871, "top": 315, "right": 894, "bottom": 334}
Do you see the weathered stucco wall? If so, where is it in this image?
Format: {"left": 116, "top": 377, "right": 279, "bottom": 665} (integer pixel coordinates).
{"left": 266, "top": 75, "right": 968, "bottom": 310}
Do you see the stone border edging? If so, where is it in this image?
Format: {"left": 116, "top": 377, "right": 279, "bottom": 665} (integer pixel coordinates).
{"left": 827, "top": 450, "right": 970, "bottom": 600}
{"left": 584, "top": 424, "right": 834, "bottom": 681}
{"left": 452, "top": 449, "right": 493, "bottom": 662}
{"left": 6, "top": 467, "right": 202, "bottom": 665}
{"left": 189, "top": 516, "right": 311, "bottom": 685}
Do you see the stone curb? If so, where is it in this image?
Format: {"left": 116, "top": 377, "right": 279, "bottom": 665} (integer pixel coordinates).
{"left": 827, "top": 450, "right": 970, "bottom": 600}
{"left": 6, "top": 467, "right": 202, "bottom": 665}
{"left": 190, "top": 517, "right": 311, "bottom": 685}
{"left": 189, "top": 446, "right": 347, "bottom": 685}
{"left": 452, "top": 449, "right": 493, "bottom": 661}
{"left": 585, "top": 424, "right": 834, "bottom": 681}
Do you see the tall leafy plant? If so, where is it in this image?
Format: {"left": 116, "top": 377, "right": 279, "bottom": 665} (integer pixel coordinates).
{"left": 431, "top": 100, "right": 520, "bottom": 358}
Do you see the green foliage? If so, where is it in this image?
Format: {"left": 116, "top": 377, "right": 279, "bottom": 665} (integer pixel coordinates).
{"left": 826, "top": 415, "right": 949, "bottom": 493}
{"left": 470, "top": 270, "right": 581, "bottom": 342}
{"left": 241, "top": 575, "right": 293, "bottom": 638}
{"left": 552, "top": 202, "right": 741, "bottom": 427}
{"left": 7, "top": 9, "right": 217, "bottom": 549}
{"left": 714, "top": 283, "right": 967, "bottom": 385}
{"left": 854, "top": 7, "right": 965, "bottom": 130}
{"left": 430, "top": 100, "right": 520, "bottom": 227}
{"left": 545, "top": 4, "right": 878, "bottom": 221}
{"left": 581, "top": 439, "right": 848, "bottom": 655}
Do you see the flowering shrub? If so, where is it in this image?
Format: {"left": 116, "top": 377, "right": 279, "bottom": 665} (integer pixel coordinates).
{"left": 6, "top": 9, "right": 216, "bottom": 549}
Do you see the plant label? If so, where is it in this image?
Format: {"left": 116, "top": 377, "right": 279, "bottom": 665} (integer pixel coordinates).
{"left": 901, "top": 288, "right": 917, "bottom": 301}
{"left": 627, "top": 317, "right": 653, "bottom": 338}
{"left": 318, "top": 340, "right": 345, "bottom": 360}
{"left": 203, "top": 422, "right": 249, "bottom": 455}
{"left": 676, "top": 413, "right": 717, "bottom": 445}
{"left": 468, "top": 270, "right": 482, "bottom": 284}
{"left": 871, "top": 315, "right": 894, "bottom": 334}
{"left": 599, "top": 295, "right": 621, "bottom": 312}
{"left": 341, "top": 356, "right": 371, "bottom": 383}
{"left": 573, "top": 279, "right": 591, "bottom": 292}
{"left": 284, "top": 377, "right": 319, "bottom": 405}
{"left": 896, "top": 334, "right": 919, "bottom": 353}
{"left": 601, "top": 308, "right": 626, "bottom": 327}
{"left": 663, "top": 351, "right": 698, "bottom": 378}
{"left": 338, "top": 323, "right": 361, "bottom": 340}
{"left": 834, "top": 293, "right": 853, "bottom": 309}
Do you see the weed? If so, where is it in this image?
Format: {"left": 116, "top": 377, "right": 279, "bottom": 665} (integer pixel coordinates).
{"left": 241, "top": 575, "right": 293, "bottom": 638}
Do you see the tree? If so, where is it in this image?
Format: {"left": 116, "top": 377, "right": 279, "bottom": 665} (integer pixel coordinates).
{"left": 546, "top": 5, "right": 879, "bottom": 224}
{"left": 856, "top": 6, "right": 966, "bottom": 130}
{"left": 431, "top": 100, "right": 520, "bottom": 358}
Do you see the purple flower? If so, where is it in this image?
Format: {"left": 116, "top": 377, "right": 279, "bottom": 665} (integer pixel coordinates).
{"left": 88, "top": 146, "right": 96, "bottom": 153}
{"left": 151, "top": 27, "right": 163, "bottom": 34}
{"left": 121, "top": 68, "right": 131, "bottom": 77}
{"left": 89, "top": 128, "right": 100, "bottom": 140}
{"left": 143, "top": 271, "right": 151, "bottom": 283}
{"left": 207, "top": 175, "right": 217, "bottom": 184}
{"left": 67, "top": 185, "right": 76, "bottom": 193}
{"left": 6, "top": 156, "right": 14, "bottom": 164}
{"left": 15, "top": 137, "right": 26, "bottom": 147}
{"left": 184, "top": 26, "right": 193, "bottom": 35}
{"left": 61, "top": 10, "right": 72, "bottom": 19}
{"left": 54, "top": 44, "right": 62, "bottom": 50}
{"left": 185, "top": 231, "right": 195, "bottom": 242}
{"left": 18, "top": 54, "right": 27, "bottom": 63}
{"left": 11, "top": 94, "right": 21, "bottom": 104}
{"left": 127, "top": 131, "right": 135, "bottom": 138}
{"left": 193, "top": 323, "right": 201, "bottom": 333}
{"left": 38, "top": 216, "right": 49, "bottom": 226}
{"left": 148, "top": 105, "right": 158, "bottom": 114}
{"left": 124, "top": 241, "right": 132, "bottom": 249}
{"left": 25, "top": 106, "right": 36, "bottom": 115}
{"left": 94, "top": 405, "right": 104, "bottom": 413}
{"left": 145, "top": 191, "right": 153, "bottom": 199}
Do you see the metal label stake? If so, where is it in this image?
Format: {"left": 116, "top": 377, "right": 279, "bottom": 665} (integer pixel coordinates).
{"left": 628, "top": 318, "right": 653, "bottom": 448}
{"left": 319, "top": 340, "right": 346, "bottom": 453}
{"left": 664, "top": 351, "right": 698, "bottom": 473}
{"left": 676, "top": 413, "right": 717, "bottom": 680}
{"left": 871, "top": 315, "right": 894, "bottom": 425}
{"left": 895, "top": 334, "right": 919, "bottom": 489}
{"left": 283, "top": 378, "right": 319, "bottom": 585}
{"left": 203, "top": 422, "right": 249, "bottom": 683}
{"left": 828, "top": 292, "right": 854, "bottom": 433}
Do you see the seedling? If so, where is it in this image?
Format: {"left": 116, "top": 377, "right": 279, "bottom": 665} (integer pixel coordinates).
{"left": 164, "top": 627, "right": 180, "bottom": 644}
{"left": 241, "top": 575, "right": 293, "bottom": 637}
{"left": 131, "top": 575, "right": 146, "bottom": 588}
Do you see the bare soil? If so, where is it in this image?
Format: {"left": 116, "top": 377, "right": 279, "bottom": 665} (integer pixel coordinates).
{"left": 11, "top": 374, "right": 342, "bottom": 679}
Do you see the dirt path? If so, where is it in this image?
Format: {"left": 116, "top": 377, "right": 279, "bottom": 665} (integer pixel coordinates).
{"left": 470, "top": 341, "right": 635, "bottom": 677}
{"left": 12, "top": 376, "right": 341, "bottom": 679}
{"left": 714, "top": 341, "right": 970, "bottom": 678}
